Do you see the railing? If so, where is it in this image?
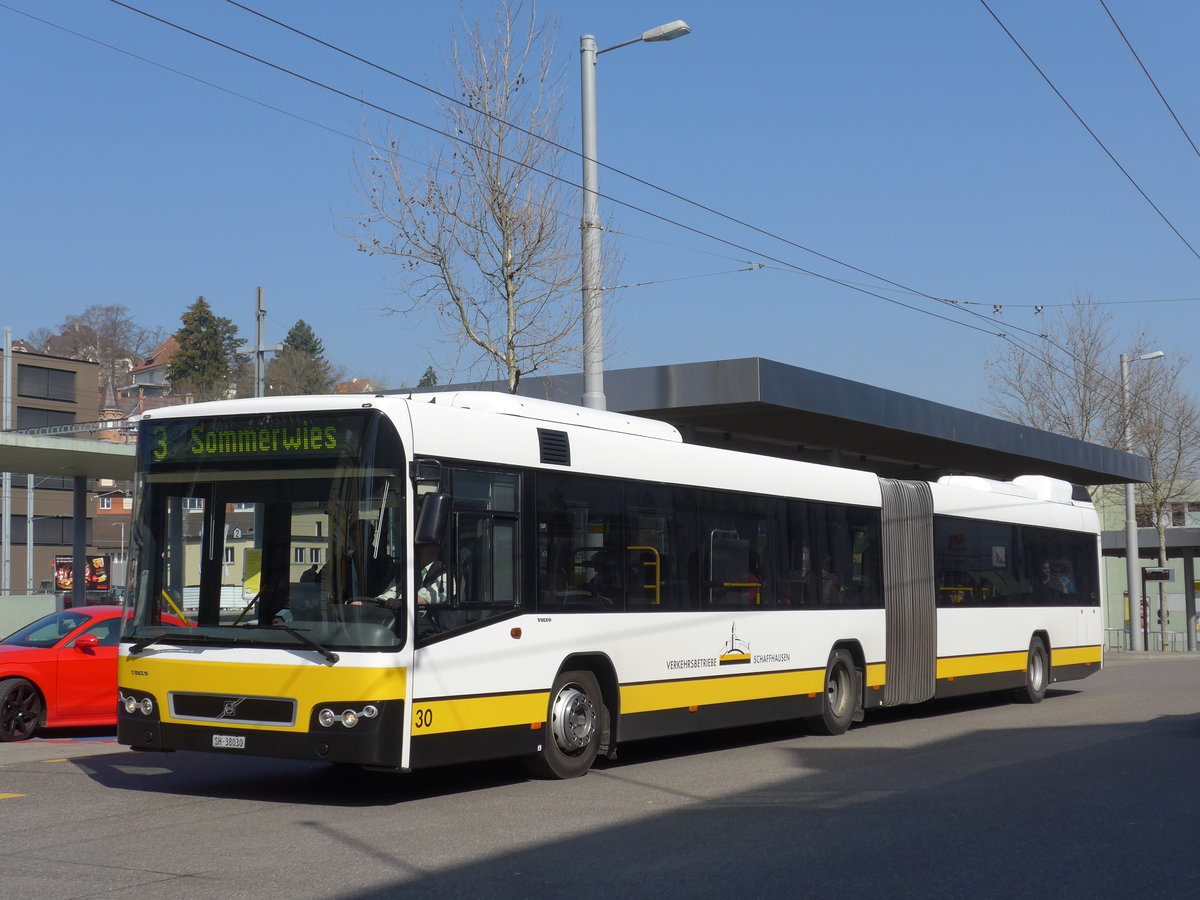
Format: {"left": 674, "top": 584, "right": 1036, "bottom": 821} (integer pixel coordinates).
{"left": 1105, "top": 628, "right": 1194, "bottom": 652}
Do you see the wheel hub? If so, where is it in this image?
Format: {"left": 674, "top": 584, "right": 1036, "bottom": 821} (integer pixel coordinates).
{"left": 549, "top": 685, "right": 596, "bottom": 753}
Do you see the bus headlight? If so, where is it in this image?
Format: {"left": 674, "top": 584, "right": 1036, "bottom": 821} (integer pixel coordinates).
{"left": 119, "top": 690, "right": 155, "bottom": 717}
{"left": 317, "top": 705, "right": 379, "bottom": 728}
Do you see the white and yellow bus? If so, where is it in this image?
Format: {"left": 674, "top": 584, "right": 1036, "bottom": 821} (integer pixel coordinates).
{"left": 118, "top": 391, "right": 1103, "bottom": 778}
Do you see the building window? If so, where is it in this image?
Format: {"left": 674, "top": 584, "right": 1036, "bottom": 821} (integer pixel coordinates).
{"left": 224, "top": 547, "right": 235, "bottom": 564}
{"left": 294, "top": 548, "right": 306, "bottom": 564}
{"left": 310, "top": 548, "right": 322, "bottom": 564}
{"left": 16, "top": 406, "right": 75, "bottom": 430}
{"left": 17, "top": 364, "right": 75, "bottom": 402}
{"left": 99, "top": 497, "right": 112, "bottom": 510}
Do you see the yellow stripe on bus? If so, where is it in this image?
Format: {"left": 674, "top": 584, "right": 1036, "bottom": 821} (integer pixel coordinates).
{"left": 936, "top": 645, "right": 1102, "bottom": 680}
{"left": 1051, "top": 645, "right": 1102, "bottom": 667}
{"left": 621, "top": 668, "right": 826, "bottom": 715}
{"left": 937, "top": 651, "right": 1028, "bottom": 680}
{"left": 411, "top": 692, "right": 550, "bottom": 736}
{"left": 120, "top": 657, "right": 406, "bottom": 732}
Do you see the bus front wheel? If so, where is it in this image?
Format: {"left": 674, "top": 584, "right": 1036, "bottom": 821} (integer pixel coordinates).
{"left": 525, "top": 670, "right": 603, "bottom": 779}
{"left": 809, "top": 649, "right": 857, "bottom": 736}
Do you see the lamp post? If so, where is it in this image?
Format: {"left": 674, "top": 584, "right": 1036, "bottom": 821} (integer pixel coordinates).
{"left": 1122, "top": 349, "right": 1163, "bottom": 650}
{"left": 580, "top": 19, "right": 691, "bottom": 411}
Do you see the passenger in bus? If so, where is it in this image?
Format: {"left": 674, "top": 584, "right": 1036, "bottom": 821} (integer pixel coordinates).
{"left": 587, "top": 548, "right": 621, "bottom": 605}
{"left": 1037, "top": 560, "right": 1072, "bottom": 597}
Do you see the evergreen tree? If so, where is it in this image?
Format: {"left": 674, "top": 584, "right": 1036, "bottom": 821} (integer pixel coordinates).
{"left": 168, "top": 297, "right": 247, "bottom": 401}
{"left": 417, "top": 366, "right": 438, "bottom": 388}
{"left": 282, "top": 319, "right": 325, "bottom": 358}
{"left": 267, "top": 319, "right": 339, "bottom": 395}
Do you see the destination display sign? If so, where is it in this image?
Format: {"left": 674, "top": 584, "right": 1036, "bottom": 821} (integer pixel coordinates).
{"left": 141, "top": 412, "right": 371, "bottom": 468}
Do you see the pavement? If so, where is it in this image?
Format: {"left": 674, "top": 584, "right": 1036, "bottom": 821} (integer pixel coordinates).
{"left": 0, "top": 728, "right": 126, "bottom": 765}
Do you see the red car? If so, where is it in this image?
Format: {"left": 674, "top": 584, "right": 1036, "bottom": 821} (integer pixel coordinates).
{"left": 0, "top": 605, "right": 126, "bottom": 742}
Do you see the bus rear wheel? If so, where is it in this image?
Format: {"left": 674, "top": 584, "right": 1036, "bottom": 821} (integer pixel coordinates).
{"left": 525, "top": 670, "right": 603, "bottom": 779}
{"left": 808, "top": 649, "right": 857, "bottom": 736}
{"left": 1015, "top": 638, "right": 1049, "bottom": 704}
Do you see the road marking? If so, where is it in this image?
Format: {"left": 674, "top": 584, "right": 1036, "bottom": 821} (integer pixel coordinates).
{"left": 0, "top": 794, "right": 25, "bottom": 800}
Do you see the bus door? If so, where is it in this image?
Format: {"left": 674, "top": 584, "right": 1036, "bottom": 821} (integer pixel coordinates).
{"left": 879, "top": 479, "right": 936, "bottom": 706}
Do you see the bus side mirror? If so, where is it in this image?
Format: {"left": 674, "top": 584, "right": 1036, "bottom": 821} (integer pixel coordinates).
{"left": 415, "top": 493, "right": 450, "bottom": 546}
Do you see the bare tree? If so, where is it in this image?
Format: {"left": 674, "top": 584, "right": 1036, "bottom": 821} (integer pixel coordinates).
{"left": 23, "top": 327, "right": 55, "bottom": 352}
{"left": 1126, "top": 354, "right": 1200, "bottom": 644}
{"left": 28, "top": 305, "right": 164, "bottom": 391}
{"left": 985, "top": 296, "right": 1118, "bottom": 443}
{"left": 350, "top": 0, "right": 588, "bottom": 393}
{"left": 986, "top": 297, "right": 1200, "bottom": 642}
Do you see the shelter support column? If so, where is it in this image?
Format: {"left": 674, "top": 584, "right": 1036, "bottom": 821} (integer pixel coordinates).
{"left": 72, "top": 475, "right": 86, "bottom": 609}
{"left": 1185, "top": 553, "right": 1196, "bottom": 653}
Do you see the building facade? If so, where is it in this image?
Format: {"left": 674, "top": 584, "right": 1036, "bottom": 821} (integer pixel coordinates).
{"left": 5, "top": 349, "right": 105, "bottom": 594}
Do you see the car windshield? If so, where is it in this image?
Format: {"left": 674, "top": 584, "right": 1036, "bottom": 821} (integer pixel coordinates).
{"left": 123, "top": 409, "right": 408, "bottom": 652}
{"left": 2, "top": 610, "right": 98, "bottom": 648}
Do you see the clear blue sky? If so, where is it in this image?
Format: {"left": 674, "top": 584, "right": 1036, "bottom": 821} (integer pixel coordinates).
{"left": 3, "top": 1, "right": 1199, "bottom": 412}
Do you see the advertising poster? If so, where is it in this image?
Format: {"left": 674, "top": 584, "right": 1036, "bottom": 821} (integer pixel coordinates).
{"left": 53, "top": 555, "right": 112, "bottom": 592}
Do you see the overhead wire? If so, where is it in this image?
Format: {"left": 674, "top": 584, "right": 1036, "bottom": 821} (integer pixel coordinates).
{"left": 979, "top": 0, "right": 1200, "bottom": 264}
{"left": 1099, "top": 0, "right": 1200, "bottom": 164}
{"left": 206, "top": 1, "right": 1111, "bottom": 378}
{"left": 216, "top": 0, "right": 1196, "bottom": 414}
{"left": 219, "top": 0, "right": 949, "bottom": 306}
{"left": 7, "top": 1, "right": 1193, "bottom": 446}
{"left": 100, "top": 0, "right": 1022, "bottom": 347}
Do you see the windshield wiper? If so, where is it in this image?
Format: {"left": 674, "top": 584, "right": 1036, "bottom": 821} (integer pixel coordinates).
{"left": 250, "top": 623, "right": 339, "bottom": 664}
{"left": 129, "top": 632, "right": 174, "bottom": 654}
{"left": 129, "top": 629, "right": 219, "bottom": 654}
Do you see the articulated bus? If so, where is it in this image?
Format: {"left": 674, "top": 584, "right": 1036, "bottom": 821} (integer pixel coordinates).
{"left": 118, "top": 391, "right": 1102, "bottom": 778}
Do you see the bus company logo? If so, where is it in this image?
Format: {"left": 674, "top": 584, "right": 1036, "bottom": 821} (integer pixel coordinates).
{"left": 719, "top": 623, "right": 751, "bottom": 666}
{"left": 218, "top": 697, "right": 247, "bottom": 719}
{"left": 664, "top": 623, "right": 790, "bottom": 671}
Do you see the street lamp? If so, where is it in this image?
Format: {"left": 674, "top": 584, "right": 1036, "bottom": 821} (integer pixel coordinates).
{"left": 580, "top": 19, "right": 691, "bottom": 411}
{"left": 1121, "top": 349, "right": 1163, "bottom": 650}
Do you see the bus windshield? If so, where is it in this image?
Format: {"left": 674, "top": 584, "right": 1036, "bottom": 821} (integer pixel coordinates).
{"left": 122, "top": 409, "right": 407, "bottom": 652}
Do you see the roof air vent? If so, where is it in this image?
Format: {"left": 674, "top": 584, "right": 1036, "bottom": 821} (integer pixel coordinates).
{"left": 538, "top": 428, "right": 571, "bottom": 466}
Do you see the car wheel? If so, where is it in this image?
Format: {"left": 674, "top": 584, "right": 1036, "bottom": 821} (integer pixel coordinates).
{"left": 0, "top": 678, "right": 43, "bottom": 742}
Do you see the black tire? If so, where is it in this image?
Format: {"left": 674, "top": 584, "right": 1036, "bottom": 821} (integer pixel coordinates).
{"left": 525, "top": 670, "right": 603, "bottom": 779}
{"left": 1015, "top": 638, "right": 1049, "bottom": 704}
{"left": 0, "top": 678, "right": 43, "bottom": 742}
{"left": 808, "top": 649, "right": 857, "bottom": 736}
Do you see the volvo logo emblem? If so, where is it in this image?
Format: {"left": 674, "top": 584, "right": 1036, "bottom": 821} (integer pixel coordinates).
{"left": 218, "top": 697, "right": 246, "bottom": 719}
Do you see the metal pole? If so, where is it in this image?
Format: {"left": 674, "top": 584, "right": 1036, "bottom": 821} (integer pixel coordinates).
{"left": 26, "top": 474, "right": 33, "bottom": 593}
{"left": 1184, "top": 552, "right": 1196, "bottom": 652}
{"left": 72, "top": 475, "right": 86, "bottom": 609}
{"left": 1122, "top": 353, "right": 1143, "bottom": 650}
{"left": 2, "top": 325, "right": 11, "bottom": 596}
{"left": 255, "top": 286, "right": 266, "bottom": 398}
{"left": 579, "top": 35, "right": 605, "bottom": 411}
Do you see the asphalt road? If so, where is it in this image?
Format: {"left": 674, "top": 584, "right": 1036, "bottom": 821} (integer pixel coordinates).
{"left": 2, "top": 654, "right": 1199, "bottom": 899}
